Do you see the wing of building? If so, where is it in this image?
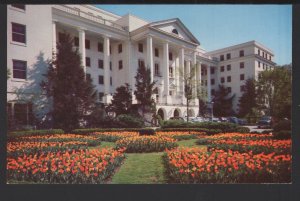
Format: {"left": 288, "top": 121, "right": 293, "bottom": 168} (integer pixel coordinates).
{"left": 7, "top": 4, "right": 276, "bottom": 126}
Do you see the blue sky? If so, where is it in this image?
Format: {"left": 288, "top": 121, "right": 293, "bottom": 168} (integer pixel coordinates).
{"left": 96, "top": 5, "right": 292, "bottom": 65}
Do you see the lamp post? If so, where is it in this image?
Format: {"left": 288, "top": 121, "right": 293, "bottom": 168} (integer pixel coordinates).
{"left": 211, "top": 101, "right": 214, "bottom": 121}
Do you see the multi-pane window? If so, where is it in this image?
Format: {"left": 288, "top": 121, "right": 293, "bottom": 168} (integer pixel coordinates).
{"left": 220, "top": 55, "right": 224, "bottom": 61}
{"left": 99, "top": 92, "right": 104, "bottom": 102}
{"left": 119, "top": 60, "right": 123, "bottom": 70}
{"left": 74, "top": 37, "right": 79, "bottom": 47}
{"left": 138, "top": 43, "right": 143, "bottom": 52}
{"left": 262, "top": 52, "right": 265, "bottom": 58}
{"left": 98, "top": 59, "right": 103, "bottom": 69}
{"left": 240, "top": 74, "right": 245, "bottom": 81}
{"left": 258, "top": 49, "right": 260, "bottom": 56}
{"left": 86, "top": 73, "right": 91, "bottom": 80}
{"left": 227, "top": 76, "right": 231, "bottom": 82}
{"left": 155, "top": 48, "right": 159, "bottom": 57}
{"left": 118, "top": 44, "right": 122, "bottom": 53}
{"left": 169, "top": 67, "right": 173, "bottom": 77}
{"left": 227, "top": 64, "right": 231, "bottom": 71}
{"left": 155, "top": 63, "right": 160, "bottom": 76}
{"left": 240, "top": 62, "right": 244, "bottom": 69}
{"left": 98, "top": 42, "right": 103, "bottom": 52}
{"left": 239, "top": 50, "right": 244, "bottom": 57}
{"left": 211, "top": 79, "right": 215, "bottom": 85}
{"left": 11, "top": 4, "right": 26, "bottom": 10}
{"left": 98, "top": 75, "right": 104, "bottom": 85}
{"left": 85, "top": 39, "right": 90, "bottom": 49}
{"left": 12, "top": 60, "right": 26, "bottom": 79}
{"left": 169, "top": 91, "right": 173, "bottom": 96}
{"left": 211, "top": 89, "right": 215, "bottom": 96}
{"left": 14, "top": 103, "right": 33, "bottom": 125}
{"left": 12, "top": 23, "right": 26, "bottom": 43}
{"left": 210, "top": 68, "right": 215, "bottom": 74}
{"left": 220, "top": 66, "right": 225, "bottom": 72}
{"left": 86, "top": 57, "right": 91, "bottom": 67}
{"left": 227, "top": 87, "right": 232, "bottom": 93}
{"left": 258, "top": 61, "right": 261, "bottom": 68}
{"left": 226, "top": 53, "right": 231, "bottom": 60}
{"left": 110, "top": 77, "right": 112, "bottom": 86}
{"left": 269, "top": 55, "right": 271, "bottom": 60}
{"left": 221, "top": 77, "right": 225, "bottom": 83}
{"left": 138, "top": 59, "right": 145, "bottom": 68}
{"left": 169, "top": 52, "right": 173, "bottom": 60}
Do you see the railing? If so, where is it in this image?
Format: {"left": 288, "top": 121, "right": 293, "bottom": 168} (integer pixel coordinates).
{"left": 53, "top": 5, "right": 126, "bottom": 31}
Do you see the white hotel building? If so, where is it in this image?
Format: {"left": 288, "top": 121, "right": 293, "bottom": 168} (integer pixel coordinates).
{"left": 7, "top": 4, "right": 276, "bottom": 125}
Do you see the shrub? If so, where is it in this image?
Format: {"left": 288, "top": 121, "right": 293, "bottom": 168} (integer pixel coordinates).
{"left": 250, "top": 131, "right": 261, "bottom": 134}
{"left": 235, "top": 127, "right": 250, "bottom": 133}
{"left": 205, "top": 129, "right": 223, "bottom": 135}
{"left": 195, "top": 138, "right": 211, "bottom": 145}
{"left": 261, "top": 130, "right": 272, "bottom": 134}
{"left": 156, "top": 131, "right": 205, "bottom": 141}
{"left": 116, "top": 114, "right": 144, "bottom": 128}
{"left": 139, "top": 128, "right": 155, "bottom": 136}
{"left": 72, "top": 128, "right": 141, "bottom": 135}
{"left": 8, "top": 129, "right": 64, "bottom": 138}
{"left": 92, "top": 132, "right": 139, "bottom": 142}
{"left": 273, "top": 120, "right": 291, "bottom": 132}
{"left": 115, "top": 136, "right": 178, "bottom": 153}
{"left": 273, "top": 130, "right": 291, "bottom": 139}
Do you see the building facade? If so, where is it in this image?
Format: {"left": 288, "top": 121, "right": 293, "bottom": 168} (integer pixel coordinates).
{"left": 7, "top": 4, "right": 276, "bottom": 125}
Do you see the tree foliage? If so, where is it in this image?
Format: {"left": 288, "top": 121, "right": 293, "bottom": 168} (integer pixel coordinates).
{"left": 212, "top": 85, "right": 235, "bottom": 117}
{"left": 134, "top": 64, "right": 156, "bottom": 116}
{"left": 41, "top": 33, "right": 97, "bottom": 131}
{"left": 110, "top": 83, "right": 132, "bottom": 116}
{"left": 256, "top": 66, "right": 291, "bottom": 119}
{"left": 238, "top": 78, "right": 257, "bottom": 117}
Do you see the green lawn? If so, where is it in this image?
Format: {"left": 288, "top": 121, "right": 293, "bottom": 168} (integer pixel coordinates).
{"left": 89, "top": 141, "right": 115, "bottom": 150}
{"left": 110, "top": 152, "right": 166, "bottom": 184}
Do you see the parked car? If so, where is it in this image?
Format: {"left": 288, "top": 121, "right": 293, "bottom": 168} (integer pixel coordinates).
{"left": 169, "top": 117, "right": 184, "bottom": 121}
{"left": 228, "top": 116, "right": 239, "bottom": 124}
{"left": 219, "top": 117, "right": 228, "bottom": 122}
{"left": 238, "top": 118, "right": 247, "bottom": 125}
{"left": 257, "top": 116, "right": 272, "bottom": 128}
{"left": 191, "top": 116, "right": 205, "bottom": 123}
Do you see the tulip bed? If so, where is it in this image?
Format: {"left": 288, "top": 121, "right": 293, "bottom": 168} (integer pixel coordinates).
{"left": 155, "top": 131, "right": 206, "bottom": 141}
{"left": 7, "top": 148, "right": 126, "bottom": 184}
{"left": 92, "top": 131, "right": 139, "bottom": 142}
{"left": 164, "top": 148, "right": 291, "bottom": 183}
{"left": 116, "top": 136, "right": 178, "bottom": 153}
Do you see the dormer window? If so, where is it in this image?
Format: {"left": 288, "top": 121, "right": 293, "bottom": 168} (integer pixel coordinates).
{"left": 172, "top": 29, "right": 178, "bottom": 35}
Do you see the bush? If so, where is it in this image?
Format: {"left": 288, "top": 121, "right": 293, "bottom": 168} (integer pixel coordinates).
{"left": 273, "top": 130, "right": 291, "bottom": 139}
{"left": 116, "top": 114, "right": 144, "bottom": 128}
{"left": 92, "top": 132, "right": 139, "bottom": 142}
{"left": 115, "top": 136, "right": 178, "bottom": 153}
{"left": 8, "top": 129, "right": 64, "bottom": 138}
{"left": 273, "top": 120, "right": 291, "bottom": 132}
{"left": 195, "top": 138, "right": 211, "bottom": 145}
{"left": 139, "top": 128, "right": 155, "bottom": 136}
{"left": 205, "top": 129, "right": 223, "bottom": 135}
{"left": 250, "top": 131, "right": 261, "bottom": 134}
{"left": 235, "top": 127, "right": 250, "bottom": 133}
{"left": 261, "top": 130, "right": 272, "bottom": 134}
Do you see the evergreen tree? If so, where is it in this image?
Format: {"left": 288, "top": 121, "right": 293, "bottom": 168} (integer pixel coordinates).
{"left": 212, "top": 85, "right": 235, "bottom": 117}
{"left": 238, "top": 78, "right": 257, "bottom": 117}
{"left": 110, "top": 83, "right": 132, "bottom": 116}
{"left": 134, "top": 64, "right": 156, "bottom": 118}
{"left": 41, "top": 33, "right": 97, "bottom": 131}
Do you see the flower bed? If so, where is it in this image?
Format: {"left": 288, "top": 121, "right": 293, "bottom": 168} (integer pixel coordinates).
{"left": 7, "top": 148, "right": 126, "bottom": 184}
{"left": 164, "top": 148, "right": 291, "bottom": 183}
{"left": 156, "top": 131, "right": 206, "bottom": 141}
{"left": 116, "top": 136, "right": 178, "bottom": 153}
{"left": 92, "top": 131, "right": 139, "bottom": 142}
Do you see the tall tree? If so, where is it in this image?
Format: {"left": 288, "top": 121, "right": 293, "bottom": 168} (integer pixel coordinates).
{"left": 110, "top": 83, "right": 132, "bottom": 116}
{"left": 197, "top": 85, "right": 208, "bottom": 117}
{"left": 179, "top": 64, "right": 197, "bottom": 122}
{"left": 238, "top": 78, "right": 257, "bottom": 117}
{"left": 256, "top": 65, "right": 292, "bottom": 120}
{"left": 134, "top": 64, "right": 156, "bottom": 119}
{"left": 212, "top": 84, "right": 235, "bottom": 117}
{"left": 41, "top": 33, "right": 97, "bottom": 131}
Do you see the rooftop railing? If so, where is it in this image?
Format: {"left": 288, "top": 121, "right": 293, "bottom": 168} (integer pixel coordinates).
{"left": 53, "top": 5, "right": 126, "bottom": 31}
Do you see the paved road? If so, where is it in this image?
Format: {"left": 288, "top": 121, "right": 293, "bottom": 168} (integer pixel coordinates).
{"left": 244, "top": 125, "right": 273, "bottom": 133}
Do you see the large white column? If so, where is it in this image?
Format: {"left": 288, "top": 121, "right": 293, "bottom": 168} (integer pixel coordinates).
{"left": 163, "top": 42, "right": 169, "bottom": 102}
{"left": 146, "top": 35, "right": 154, "bottom": 83}
{"left": 103, "top": 36, "right": 110, "bottom": 95}
{"left": 52, "top": 21, "right": 57, "bottom": 57}
{"left": 78, "top": 28, "right": 86, "bottom": 75}
{"left": 207, "top": 66, "right": 211, "bottom": 102}
{"left": 179, "top": 48, "right": 185, "bottom": 94}
{"left": 192, "top": 52, "right": 197, "bottom": 99}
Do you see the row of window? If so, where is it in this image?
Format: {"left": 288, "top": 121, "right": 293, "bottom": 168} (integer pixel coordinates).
{"left": 86, "top": 74, "right": 112, "bottom": 86}
{"left": 85, "top": 57, "right": 114, "bottom": 70}
{"left": 257, "top": 49, "right": 272, "bottom": 61}
{"left": 211, "top": 84, "right": 246, "bottom": 97}
{"left": 138, "top": 44, "right": 173, "bottom": 60}
{"left": 220, "top": 62, "right": 244, "bottom": 72}
{"left": 257, "top": 61, "right": 271, "bottom": 70}
{"left": 219, "top": 50, "right": 244, "bottom": 61}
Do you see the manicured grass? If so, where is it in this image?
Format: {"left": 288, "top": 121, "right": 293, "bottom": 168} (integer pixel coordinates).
{"left": 111, "top": 152, "right": 166, "bottom": 184}
{"left": 89, "top": 141, "right": 116, "bottom": 150}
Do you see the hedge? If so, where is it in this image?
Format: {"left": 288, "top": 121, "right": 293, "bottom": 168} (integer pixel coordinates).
{"left": 8, "top": 129, "right": 64, "bottom": 138}
{"left": 273, "top": 130, "right": 291, "bottom": 139}
{"left": 72, "top": 128, "right": 142, "bottom": 135}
